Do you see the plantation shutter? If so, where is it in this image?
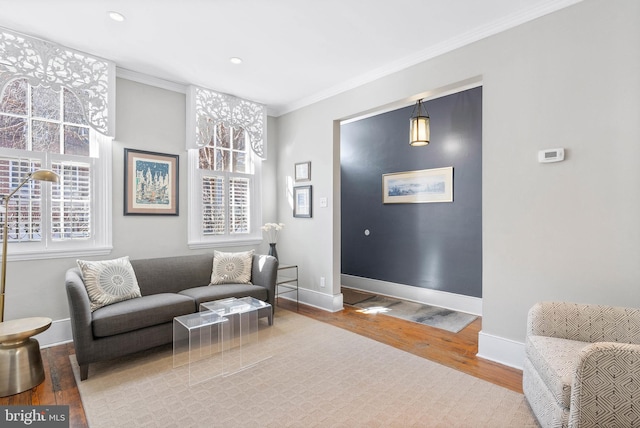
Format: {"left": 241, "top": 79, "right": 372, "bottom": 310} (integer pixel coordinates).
{"left": 229, "top": 177, "right": 250, "bottom": 234}
{"left": 202, "top": 175, "right": 225, "bottom": 235}
{"left": 51, "top": 160, "right": 91, "bottom": 240}
{"left": 0, "top": 156, "right": 43, "bottom": 242}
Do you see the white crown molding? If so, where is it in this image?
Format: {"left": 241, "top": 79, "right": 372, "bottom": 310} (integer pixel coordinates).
{"left": 340, "top": 76, "right": 483, "bottom": 125}
{"left": 116, "top": 67, "right": 188, "bottom": 94}
{"left": 116, "top": 68, "right": 281, "bottom": 117}
{"left": 273, "top": 0, "right": 584, "bottom": 117}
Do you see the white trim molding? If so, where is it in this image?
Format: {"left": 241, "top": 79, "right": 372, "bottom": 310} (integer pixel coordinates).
{"left": 288, "top": 287, "right": 343, "bottom": 313}
{"left": 35, "top": 318, "right": 72, "bottom": 348}
{"left": 116, "top": 67, "right": 187, "bottom": 94}
{"left": 477, "top": 331, "right": 525, "bottom": 370}
{"left": 341, "top": 274, "right": 482, "bottom": 316}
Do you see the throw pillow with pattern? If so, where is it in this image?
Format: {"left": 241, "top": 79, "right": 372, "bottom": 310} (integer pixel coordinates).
{"left": 210, "top": 250, "right": 254, "bottom": 285}
{"left": 77, "top": 256, "right": 141, "bottom": 311}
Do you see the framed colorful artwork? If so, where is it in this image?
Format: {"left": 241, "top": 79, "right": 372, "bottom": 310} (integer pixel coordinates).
{"left": 124, "top": 148, "right": 179, "bottom": 215}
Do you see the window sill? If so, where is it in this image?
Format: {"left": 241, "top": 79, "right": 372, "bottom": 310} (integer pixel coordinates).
{"left": 4, "top": 245, "right": 113, "bottom": 262}
{"left": 188, "top": 237, "right": 263, "bottom": 250}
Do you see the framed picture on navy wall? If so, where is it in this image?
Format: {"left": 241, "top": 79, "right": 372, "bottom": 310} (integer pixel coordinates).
{"left": 382, "top": 167, "right": 453, "bottom": 204}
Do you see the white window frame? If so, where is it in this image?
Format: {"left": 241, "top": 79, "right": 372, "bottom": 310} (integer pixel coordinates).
{"left": 0, "top": 28, "right": 114, "bottom": 261}
{"left": 187, "top": 147, "right": 262, "bottom": 249}
{"left": 0, "top": 132, "right": 112, "bottom": 261}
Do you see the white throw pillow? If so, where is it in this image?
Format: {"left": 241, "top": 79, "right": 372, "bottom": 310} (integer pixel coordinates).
{"left": 210, "top": 250, "right": 254, "bottom": 285}
{"left": 77, "top": 256, "right": 141, "bottom": 311}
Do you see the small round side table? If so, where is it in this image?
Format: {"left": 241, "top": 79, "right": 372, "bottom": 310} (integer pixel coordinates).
{"left": 0, "top": 317, "right": 52, "bottom": 397}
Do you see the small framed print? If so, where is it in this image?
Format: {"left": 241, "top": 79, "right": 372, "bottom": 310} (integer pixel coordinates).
{"left": 295, "top": 161, "right": 311, "bottom": 182}
{"left": 293, "top": 185, "right": 312, "bottom": 218}
{"left": 124, "top": 148, "right": 179, "bottom": 215}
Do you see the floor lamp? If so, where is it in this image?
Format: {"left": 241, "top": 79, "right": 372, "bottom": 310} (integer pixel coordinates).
{"left": 0, "top": 169, "right": 59, "bottom": 397}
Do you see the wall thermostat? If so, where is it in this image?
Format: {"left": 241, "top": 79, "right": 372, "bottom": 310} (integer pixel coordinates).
{"left": 538, "top": 148, "right": 565, "bottom": 163}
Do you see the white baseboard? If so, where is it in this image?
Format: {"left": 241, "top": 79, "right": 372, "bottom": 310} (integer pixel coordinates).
{"left": 477, "top": 331, "right": 525, "bottom": 370}
{"left": 292, "top": 287, "right": 343, "bottom": 312}
{"left": 35, "top": 318, "right": 72, "bottom": 348}
{"left": 340, "top": 274, "right": 482, "bottom": 315}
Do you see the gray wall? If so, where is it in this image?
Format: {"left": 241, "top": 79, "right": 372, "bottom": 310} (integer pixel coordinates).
{"left": 6, "top": 77, "right": 278, "bottom": 344}
{"left": 341, "top": 88, "right": 482, "bottom": 297}
{"left": 275, "top": 0, "right": 640, "bottom": 366}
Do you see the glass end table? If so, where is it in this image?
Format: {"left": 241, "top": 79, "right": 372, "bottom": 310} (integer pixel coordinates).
{"left": 200, "top": 297, "right": 272, "bottom": 375}
{"left": 173, "top": 311, "right": 228, "bottom": 386}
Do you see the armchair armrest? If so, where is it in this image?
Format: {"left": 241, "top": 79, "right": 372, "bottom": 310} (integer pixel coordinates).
{"left": 527, "top": 301, "right": 640, "bottom": 343}
{"left": 569, "top": 342, "right": 640, "bottom": 427}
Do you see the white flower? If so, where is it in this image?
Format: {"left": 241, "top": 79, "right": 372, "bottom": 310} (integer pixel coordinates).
{"left": 262, "top": 222, "right": 284, "bottom": 243}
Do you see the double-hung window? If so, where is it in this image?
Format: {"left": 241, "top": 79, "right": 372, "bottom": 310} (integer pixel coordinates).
{"left": 187, "top": 86, "right": 265, "bottom": 248}
{"left": 188, "top": 123, "right": 262, "bottom": 247}
{"left": 0, "top": 78, "right": 111, "bottom": 260}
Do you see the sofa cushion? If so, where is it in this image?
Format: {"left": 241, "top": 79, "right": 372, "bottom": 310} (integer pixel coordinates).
{"left": 130, "top": 254, "right": 213, "bottom": 295}
{"left": 92, "top": 293, "right": 195, "bottom": 337}
{"left": 210, "top": 250, "right": 254, "bottom": 285}
{"left": 526, "top": 335, "right": 588, "bottom": 408}
{"left": 77, "top": 256, "right": 142, "bottom": 311}
{"left": 179, "top": 284, "right": 268, "bottom": 307}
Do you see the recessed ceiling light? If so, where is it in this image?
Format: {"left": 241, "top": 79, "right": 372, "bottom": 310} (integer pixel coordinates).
{"left": 108, "top": 11, "right": 126, "bottom": 22}
{"left": 229, "top": 57, "right": 243, "bottom": 65}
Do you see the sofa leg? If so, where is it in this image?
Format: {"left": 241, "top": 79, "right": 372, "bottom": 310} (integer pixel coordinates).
{"left": 80, "top": 364, "right": 89, "bottom": 381}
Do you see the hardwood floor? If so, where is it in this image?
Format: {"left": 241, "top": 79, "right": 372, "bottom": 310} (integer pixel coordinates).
{"left": 0, "top": 342, "right": 88, "bottom": 427}
{"left": 0, "top": 295, "right": 523, "bottom": 427}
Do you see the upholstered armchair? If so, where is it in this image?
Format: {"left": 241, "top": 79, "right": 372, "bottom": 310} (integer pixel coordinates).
{"left": 523, "top": 301, "right": 640, "bottom": 427}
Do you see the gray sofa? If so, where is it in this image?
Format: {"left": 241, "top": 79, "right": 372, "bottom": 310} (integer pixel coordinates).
{"left": 523, "top": 301, "right": 640, "bottom": 427}
{"left": 65, "top": 253, "right": 278, "bottom": 380}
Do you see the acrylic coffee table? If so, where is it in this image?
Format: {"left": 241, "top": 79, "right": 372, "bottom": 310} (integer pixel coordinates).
{"left": 200, "top": 296, "right": 272, "bottom": 375}
{"left": 173, "top": 311, "right": 228, "bottom": 386}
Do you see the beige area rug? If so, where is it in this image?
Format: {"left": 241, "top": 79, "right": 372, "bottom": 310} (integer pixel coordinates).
{"left": 71, "top": 310, "right": 538, "bottom": 428}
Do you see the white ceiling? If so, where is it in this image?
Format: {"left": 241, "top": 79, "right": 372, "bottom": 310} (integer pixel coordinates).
{"left": 0, "top": 0, "right": 582, "bottom": 116}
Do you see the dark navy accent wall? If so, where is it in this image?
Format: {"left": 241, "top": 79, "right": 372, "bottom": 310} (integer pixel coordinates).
{"left": 340, "top": 87, "right": 482, "bottom": 298}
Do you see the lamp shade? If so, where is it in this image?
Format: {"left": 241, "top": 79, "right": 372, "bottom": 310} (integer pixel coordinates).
{"left": 409, "top": 99, "right": 430, "bottom": 146}
{"left": 30, "top": 169, "right": 59, "bottom": 183}
{"left": 410, "top": 115, "right": 430, "bottom": 146}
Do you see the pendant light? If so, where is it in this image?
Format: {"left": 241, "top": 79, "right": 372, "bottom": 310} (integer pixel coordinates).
{"left": 409, "top": 99, "right": 430, "bottom": 146}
